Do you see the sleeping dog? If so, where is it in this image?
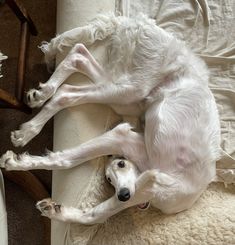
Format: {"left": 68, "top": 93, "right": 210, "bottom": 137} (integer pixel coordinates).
{"left": 0, "top": 14, "right": 221, "bottom": 224}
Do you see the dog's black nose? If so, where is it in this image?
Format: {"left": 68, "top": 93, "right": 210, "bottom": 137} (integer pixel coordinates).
{"left": 118, "top": 188, "right": 130, "bottom": 202}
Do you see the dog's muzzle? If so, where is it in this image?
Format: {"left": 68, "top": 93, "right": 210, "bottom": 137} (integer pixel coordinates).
{"left": 117, "top": 188, "right": 130, "bottom": 202}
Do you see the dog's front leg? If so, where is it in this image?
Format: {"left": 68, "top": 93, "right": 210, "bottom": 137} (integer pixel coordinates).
{"left": 36, "top": 171, "right": 163, "bottom": 224}
{"left": 135, "top": 169, "right": 177, "bottom": 191}
{"left": 36, "top": 196, "right": 127, "bottom": 225}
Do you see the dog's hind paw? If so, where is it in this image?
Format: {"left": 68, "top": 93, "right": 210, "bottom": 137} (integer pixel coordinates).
{"left": 0, "top": 151, "right": 18, "bottom": 170}
{"left": 36, "top": 198, "right": 62, "bottom": 219}
{"left": 27, "top": 83, "right": 55, "bottom": 108}
{"left": 39, "top": 41, "right": 56, "bottom": 73}
{"left": 11, "top": 124, "right": 40, "bottom": 147}
{"left": 27, "top": 88, "right": 45, "bottom": 108}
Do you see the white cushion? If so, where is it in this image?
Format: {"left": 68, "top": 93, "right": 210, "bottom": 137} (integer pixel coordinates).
{"left": 51, "top": 1, "right": 118, "bottom": 245}
{"left": 0, "top": 171, "right": 7, "bottom": 245}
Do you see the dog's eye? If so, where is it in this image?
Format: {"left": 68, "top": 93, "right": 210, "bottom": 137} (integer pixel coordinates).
{"left": 118, "top": 160, "right": 125, "bottom": 168}
{"left": 107, "top": 177, "right": 111, "bottom": 183}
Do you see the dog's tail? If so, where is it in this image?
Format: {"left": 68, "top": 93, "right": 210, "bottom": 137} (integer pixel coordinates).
{"left": 39, "top": 13, "right": 119, "bottom": 72}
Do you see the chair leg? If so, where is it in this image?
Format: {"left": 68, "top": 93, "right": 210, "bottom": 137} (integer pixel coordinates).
{"left": 2, "top": 170, "right": 51, "bottom": 245}
{"left": 0, "top": 88, "right": 31, "bottom": 113}
{"left": 16, "top": 21, "right": 29, "bottom": 102}
{"left": 0, "top": 0, "right": 38, "bottom": 113}
{"left": 5, "top": 0, "right": 38, "bottom": 35}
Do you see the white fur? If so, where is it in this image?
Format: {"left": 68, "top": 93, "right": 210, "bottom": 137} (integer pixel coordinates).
{"left": 0, "top": 14, "right": 221, "bottom": 224}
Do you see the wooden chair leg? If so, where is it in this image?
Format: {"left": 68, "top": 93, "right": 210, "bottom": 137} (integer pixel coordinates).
{"left": 0, "top": 0, "right": 38, "bottom": 113}
{"left": 5, "top": 0, "right": 38, "bottom": 35}
{"left": 0, "top": 88, "right": 31, "bottom": 113}
{"left": 16, "top": 21, "right": 29, "bottom": 101}
{"left": 2, "top": 170, "right": 51, "bottom": 245}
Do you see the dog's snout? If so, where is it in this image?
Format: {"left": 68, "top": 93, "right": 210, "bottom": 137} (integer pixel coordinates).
{"left": 118, "top": 188, "right": 130, "bottom": 202}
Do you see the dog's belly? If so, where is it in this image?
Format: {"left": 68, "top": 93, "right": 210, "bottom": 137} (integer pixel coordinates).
{"left": 143, "top": 85, "right": 220, "bottom": 177}
{"left": 146, "top": 132, "right": 200, "bottom": 173}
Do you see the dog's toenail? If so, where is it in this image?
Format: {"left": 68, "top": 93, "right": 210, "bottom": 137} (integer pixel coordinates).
{"left": 54, "top": 204, "right": 61, "bottom": 213}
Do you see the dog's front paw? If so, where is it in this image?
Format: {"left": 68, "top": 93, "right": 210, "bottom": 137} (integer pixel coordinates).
{"left": 36, "top": 198, "right": 63, "bottom": 219}
{"left": 0, "top": 151, "right": 18, "bottom": 170}
{"left": 11, "top": 124, "right": 40, "bottom": 147}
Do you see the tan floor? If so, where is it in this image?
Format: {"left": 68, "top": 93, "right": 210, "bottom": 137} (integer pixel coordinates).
{"left": 0, "top": 1, "right": 56, "bottom": 244}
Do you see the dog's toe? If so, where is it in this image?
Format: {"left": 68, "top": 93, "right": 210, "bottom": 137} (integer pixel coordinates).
{"left": 27, "top": 89, "right": 44, "bottom": 108}
{"left": 11, "top": 123, "right": 40, "bottom": 147}
{"left": 11, "top": 130, "right": 25, "bottom": 147}
{"left": 0, "top": 150, "right": 17, "bottom": 169}
{"left": 36, "top": 198, "right": 62, "bottom": 217}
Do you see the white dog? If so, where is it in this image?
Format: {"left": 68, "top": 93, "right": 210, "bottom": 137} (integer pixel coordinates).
{"left": 0, "top": 14, "right": 221, "bottom": 224}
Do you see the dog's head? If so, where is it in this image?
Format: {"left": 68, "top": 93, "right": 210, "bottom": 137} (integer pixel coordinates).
{"left": 105, "top": 155, "right": 140, "bottom": 202}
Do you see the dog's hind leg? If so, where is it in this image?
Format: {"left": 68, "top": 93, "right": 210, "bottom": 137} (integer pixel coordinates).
{"left": 27, "top": 43, "right": 107, "bottom": 108}
{"left": 14, "top": 66, "right": 148, "bottom": 146}
{"left": 2, "top": 123, "right": 148, "bottom": 171}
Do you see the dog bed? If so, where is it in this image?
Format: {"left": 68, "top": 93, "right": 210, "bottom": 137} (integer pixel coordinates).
{"left": 51, "top": 1, "right": 235, "bottom": 244}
